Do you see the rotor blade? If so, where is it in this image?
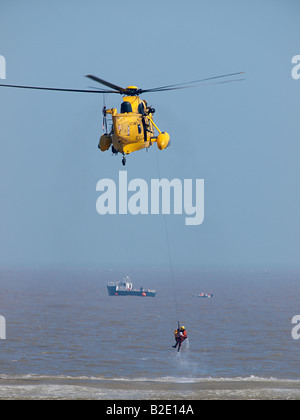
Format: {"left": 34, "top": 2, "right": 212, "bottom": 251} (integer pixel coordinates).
{"left": 141, "top": 72, "right": 245, "bottom": 93}
{"left": 141, "top": 77, "right": 245, "bottom": 93}
{"left": 85, "top": 75, "right": 128, "bottom": 94}
{"left": 0, "top": 83, "right": 119, "bottom": 94}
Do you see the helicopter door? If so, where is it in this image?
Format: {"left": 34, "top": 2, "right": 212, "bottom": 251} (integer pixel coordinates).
{"left": 142, "top": 117, "right": 147, "bottom": 142}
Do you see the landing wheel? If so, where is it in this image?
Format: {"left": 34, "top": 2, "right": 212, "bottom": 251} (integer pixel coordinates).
{"left": 122, "top": 156, "right": 126, "bottom": 166}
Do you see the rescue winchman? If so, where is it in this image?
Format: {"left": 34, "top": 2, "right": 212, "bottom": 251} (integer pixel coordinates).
{"left": 172, "top": 325, "right": 187, "bottom": 352}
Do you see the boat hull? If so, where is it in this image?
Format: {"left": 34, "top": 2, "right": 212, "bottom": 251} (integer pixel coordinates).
{"left": 107, "top": 285, "right": 156, "bottom": 297}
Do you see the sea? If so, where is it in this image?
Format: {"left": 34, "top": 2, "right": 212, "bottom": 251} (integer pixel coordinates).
{"left": 0, "top": 266, "right": 300, "bottom": 400}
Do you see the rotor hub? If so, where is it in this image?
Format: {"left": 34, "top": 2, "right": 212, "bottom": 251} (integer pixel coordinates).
{"left": 125, "top": 86, "right": 140, "bottom": 96}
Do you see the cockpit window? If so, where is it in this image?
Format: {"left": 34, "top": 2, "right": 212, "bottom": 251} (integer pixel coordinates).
{"left": 138, "top": 102, "right": 145, "bottom": 114}
{"left": 121, "top": 101, "right": 133, "bottom": 113}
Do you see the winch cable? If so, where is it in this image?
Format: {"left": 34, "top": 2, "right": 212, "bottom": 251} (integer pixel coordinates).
{"left": 154, "top": 148, "right": 180, "bottom": 327}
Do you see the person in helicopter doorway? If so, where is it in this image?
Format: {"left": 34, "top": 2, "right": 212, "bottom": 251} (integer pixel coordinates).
{"left": 172, "top": 326, "right": 187, "bottom": 352}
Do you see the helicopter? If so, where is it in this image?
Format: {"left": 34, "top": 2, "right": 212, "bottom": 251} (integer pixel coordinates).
{"left": 0, "top": 72, "right": 245, "bottom": 165}
{"left": 90, "top": 75, "right": 171, "bottom": 166}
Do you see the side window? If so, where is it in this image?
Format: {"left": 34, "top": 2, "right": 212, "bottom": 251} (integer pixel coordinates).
{"left": 138, "top": 102, "right": 145, "bottom": 114}
{"left": 138, "top": 124, "right": 142, "bottom": 134}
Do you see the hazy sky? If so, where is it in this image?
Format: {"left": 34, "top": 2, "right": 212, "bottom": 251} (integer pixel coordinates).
{"left": 0, "top": 0, "right": 299, "bottom": 269}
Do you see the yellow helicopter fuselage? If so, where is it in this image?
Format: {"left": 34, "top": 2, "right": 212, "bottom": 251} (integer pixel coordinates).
{"left": 99, "top": 90, "right": 170, "bottom": 160}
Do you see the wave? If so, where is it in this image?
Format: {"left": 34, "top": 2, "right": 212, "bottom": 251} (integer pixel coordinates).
{"left": 1, "top": 373, "right": 300, "bottom": 384}
{"left": 1, "top": 374, "right": 300, "bottom": 400}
